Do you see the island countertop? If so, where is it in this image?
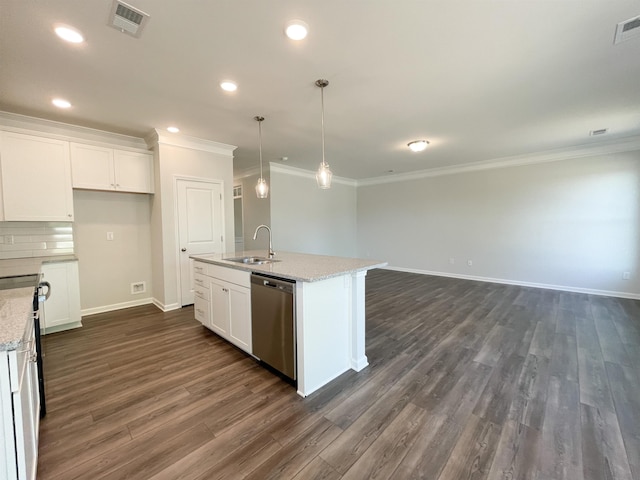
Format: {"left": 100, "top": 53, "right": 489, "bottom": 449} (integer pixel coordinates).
{"left": 190, "top": 250, "right": 387, "bottom": 282}
{"left": 0, "top": 286, "right": 35, "bottom": 351}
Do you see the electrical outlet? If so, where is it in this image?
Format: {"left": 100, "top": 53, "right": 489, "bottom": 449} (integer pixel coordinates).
{"left": 3, "top": 235, "right": 14, "bottom": 245}
{"left": 449, "top": 258, "right": 455, "bottom": 265}
{"left": 467, "top": 260, "right": 473, "bottom": 267}
{"left": 106, "top": 232, "right": 114, "bottom": 241}
{"left": 622, "top": 272, "right": 631, "bottom": 280}
{"left": 131, "top": 282, "right": 146, "bottom": 294}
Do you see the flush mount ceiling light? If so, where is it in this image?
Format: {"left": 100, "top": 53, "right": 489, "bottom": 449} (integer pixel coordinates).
{"left": 54, "top": 25, "right": 84, "bottom": 43}
{"left": 408, "top": 140, "right": 429, "bottom": 152}
{"left": 52, "top": 98, "right": 72, "bottom": 109}
{"left": 315, "top": 79, "right": 332, "bottom": 189}
{"left": 285, "top": 20, "right": 309, "bottom": 40}
{"left": 167, "top": 126, "right": 179, "bottom": 133}
{"left": 220, "top": 81, "right": 237, "bottom": 92}
{"left": 254, "top": 116, "right": 269, "bottom": 199}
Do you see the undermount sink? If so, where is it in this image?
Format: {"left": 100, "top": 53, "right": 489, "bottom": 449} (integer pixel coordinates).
{"left": 224, "top": 256, "right": 281, "bottom": 265}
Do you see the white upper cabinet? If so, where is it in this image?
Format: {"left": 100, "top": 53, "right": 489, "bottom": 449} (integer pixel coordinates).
{"left": 0, "top": 131, "right": 74, "bottom": 221}
{"left": 70, "top": 142, "right": 153, "bottom": 194}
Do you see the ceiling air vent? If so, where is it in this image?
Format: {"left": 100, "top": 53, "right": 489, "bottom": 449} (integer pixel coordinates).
{"left": 589, "top": 128, "right": 608, "bottom": 136}
{"left": 614, "top": 15, "right": 640, "bottom": 44}
{"left": 109, "top": 0, "right": 150, "bottom": 38}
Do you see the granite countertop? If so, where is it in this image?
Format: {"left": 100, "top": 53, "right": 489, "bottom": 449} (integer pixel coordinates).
{"left": 0, "top": 286, "right": 34, "bottom": 351}
{"left": 190, "top": 250, "right": 387, "bottom": 282}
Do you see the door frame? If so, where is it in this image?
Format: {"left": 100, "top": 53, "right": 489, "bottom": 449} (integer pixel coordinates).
{"left": 174, "top": 175, "right": 226, "bottom": 307}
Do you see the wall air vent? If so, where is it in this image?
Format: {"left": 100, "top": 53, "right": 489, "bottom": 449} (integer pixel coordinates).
{"left": 614, "top": 15, "right": 640, "bottom": 44}
{"left": 109, "top": 0, "right": 150, "bottom": 38}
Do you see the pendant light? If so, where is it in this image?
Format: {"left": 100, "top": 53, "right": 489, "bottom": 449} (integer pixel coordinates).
{"left": 315, "top": 79, "right": 332, "bottom": 189}
{"left": 254, "top": 116, "right": 269, "bottom": 199}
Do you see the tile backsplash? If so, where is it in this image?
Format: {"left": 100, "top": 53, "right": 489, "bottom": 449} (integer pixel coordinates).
{"left": 0, "top": 222, "right": 74, "bottom": 259}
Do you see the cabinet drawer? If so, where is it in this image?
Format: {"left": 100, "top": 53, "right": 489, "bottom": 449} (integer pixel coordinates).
{"left": 194, "top": 296, "right": 210, "bottom": 324}
{"left": 194, "top": 273, "right": 209, "bottom": 291}
{"left": 193, "top": 262, "right": 207, "bottom": 275}
{"left": 194, "top": 285, "right": 208, "bottom": 301}
{"left": 207, "top": 265, "right": 250, "bottom": 288}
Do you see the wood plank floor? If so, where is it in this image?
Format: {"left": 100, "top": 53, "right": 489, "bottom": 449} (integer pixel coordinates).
{"left": 37, "top": 269, "right": 640, "bottom": 480}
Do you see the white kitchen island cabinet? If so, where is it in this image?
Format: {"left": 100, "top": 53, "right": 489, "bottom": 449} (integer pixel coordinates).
{"left": 193, "top": 262, "right": 252, "bottom": 354}
{"left": 191, "top": 251, "right": 386, "bottom": 397}
{"left": 0, "top": 131, "right": 74, "bottom": 221}
{"left": 0, "top": 288, "right": 40, "bottom": 480}
{"left": 70, "top": 142, "right": 153, "bottom": 194}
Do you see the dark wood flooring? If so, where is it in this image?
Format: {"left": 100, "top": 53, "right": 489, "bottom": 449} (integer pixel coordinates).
{"left": 37, "top": 269, "right": 640, "bottom": 479}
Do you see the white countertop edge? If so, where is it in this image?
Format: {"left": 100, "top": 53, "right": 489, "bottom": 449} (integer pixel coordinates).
{"left": 190, "top": 251, "right": 387, "bottom": 283}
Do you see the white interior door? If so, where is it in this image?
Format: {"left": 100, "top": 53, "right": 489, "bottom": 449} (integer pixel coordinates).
{"left": 177, "top": 179, "right": 224, "bottom": 306}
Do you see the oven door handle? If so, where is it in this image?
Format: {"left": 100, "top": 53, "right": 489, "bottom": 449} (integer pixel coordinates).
{"left": 39, "top": 281, "right": 51, "bottom": 301}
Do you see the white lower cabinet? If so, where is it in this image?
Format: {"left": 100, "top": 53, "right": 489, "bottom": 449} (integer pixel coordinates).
{"left": 0, "top": 316, "right": 39, "bottom": 480}
{"left": 40, "top": 260, "right": 82, "bottom": 333}
{"left": 192, "top": 261, "right": 252, "bottom": 354}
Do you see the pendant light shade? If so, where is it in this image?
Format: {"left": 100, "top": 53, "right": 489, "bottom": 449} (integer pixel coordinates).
{"left": 254, "top": 116, "right": 269, "bottom": 199}
{"left": 315, "top": 79, "right": 332, "bottom": 189}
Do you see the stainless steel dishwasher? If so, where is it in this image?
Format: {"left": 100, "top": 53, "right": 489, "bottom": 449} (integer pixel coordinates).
{"left": 250, "top": 273, "right": 296, "bottom": 381}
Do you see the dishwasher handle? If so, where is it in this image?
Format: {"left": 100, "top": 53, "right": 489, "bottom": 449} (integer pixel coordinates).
{"left": 251, "top": 273, "right": 295, "bottom": 293}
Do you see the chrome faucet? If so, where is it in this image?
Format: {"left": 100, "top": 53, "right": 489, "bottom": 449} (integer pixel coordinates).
{"left": 253, "top": 224, "right": 275, "bottom": 258}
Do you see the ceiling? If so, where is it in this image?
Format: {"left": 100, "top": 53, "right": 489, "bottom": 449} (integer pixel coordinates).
{"left": 1, "top": 1, "right": 639, "bottom": 180}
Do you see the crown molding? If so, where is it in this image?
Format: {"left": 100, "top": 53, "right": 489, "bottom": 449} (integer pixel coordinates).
{"left": 269, "top": 162, "right": 358, "bottom": 187}
{"left": 357, "top": 134, "right": 640, "bottom": 187}
{"left": 148, "top": 128, "right": 237, "bottom": 156}
{"left": 0, "top": 111, "right": 149, "bottom": 151}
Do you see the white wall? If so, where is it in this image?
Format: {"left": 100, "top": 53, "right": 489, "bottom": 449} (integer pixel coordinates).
{"left": 270, "top": 165, "right": 358, "bottom": 257}
{"left": 151, "top": 139, "right": 235, "bottom": 310}
{"left": 234, "top": 171, "right": 271, "bottom": 251}
{"left": 357, "top": 151, "right": 640, "bottom": 297}
{"left": 73, "top": 190, "right": 153, "bottom": 312}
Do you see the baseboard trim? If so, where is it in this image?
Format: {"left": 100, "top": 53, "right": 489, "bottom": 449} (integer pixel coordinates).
{"left": 384, "top": 266, "right": 640, "bottom": 300}
{"left": 81, "top": 297, "right": 154, "bottom": 317}
{"left": 152, "top": 298, "right": 182, "bottom": 312}
{"left": 41, "top": 321, "right": 82, "bottom": 335}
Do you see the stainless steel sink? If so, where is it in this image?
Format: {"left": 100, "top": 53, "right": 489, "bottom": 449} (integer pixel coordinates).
{"left": 224, "top": 256, "right": 281, "bottom": 265}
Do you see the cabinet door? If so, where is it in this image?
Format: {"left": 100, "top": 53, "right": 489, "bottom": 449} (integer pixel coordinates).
{"left": 70, "top": 143, "right": 115, "bottom": 191}
{"left": 228, "top": 284, "right": 251, "bottom": 353}
{"left": 113, "top": 150, "right": 153, "bottom": 193}
{"left": 41, "top": 261, "right": 82, "bottom": 332}
{"left": 0, "top": 131, "right": 74, "bottom": 221}
{"left": 14, "top": 345, "right": 38, "bottom": 480}
{"left": 209, "top": 279, "right": 230, "bottom": 337}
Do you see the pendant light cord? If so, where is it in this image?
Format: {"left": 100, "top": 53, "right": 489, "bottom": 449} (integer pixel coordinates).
{"left": 258, "top": 118, "right": 264, "bottom": 178}
{"left": 320, "top": 84, "right": 326, "bottom": 167}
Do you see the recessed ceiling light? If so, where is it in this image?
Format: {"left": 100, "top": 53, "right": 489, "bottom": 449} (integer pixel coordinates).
{"left": 408, "top": 140, "right": 429, "bottom": 152}
{"left": 220, "top": 81, "right": 237, "bottom": 92}
{"left": 54, "top": 25, "right": 84, "bottom": 43}
{"left": 167, "top": 126, "right": 180, "bottom": 133}
{"left": 52, "top": 98, "right": 72, "bottom": 109}
{"left": 285, "top": 20, "right": 309, "bottom": 40}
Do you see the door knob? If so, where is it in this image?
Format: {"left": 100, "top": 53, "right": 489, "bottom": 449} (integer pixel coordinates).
{"left": 181, "top": 248, "right": 187, "bottom": 252}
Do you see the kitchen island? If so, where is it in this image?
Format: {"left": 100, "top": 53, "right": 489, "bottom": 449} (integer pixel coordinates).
{"left": 190, "top": 251, "right": 386, "bottom": 397}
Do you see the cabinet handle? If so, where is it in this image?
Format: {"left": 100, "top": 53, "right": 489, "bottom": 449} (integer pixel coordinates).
{"left": 197, "top": 309, "right": 204, "bottom": 315}
{"left": 67, "top": 214, "right": 72, "bottom": 218}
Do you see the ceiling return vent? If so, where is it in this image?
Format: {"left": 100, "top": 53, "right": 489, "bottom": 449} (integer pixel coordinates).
{"left": 614, "top": 15, "right": 640, "bottom": 44}
{"left": 108, "top": 0, "right": 150, "bottom": 38}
